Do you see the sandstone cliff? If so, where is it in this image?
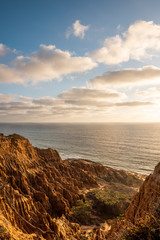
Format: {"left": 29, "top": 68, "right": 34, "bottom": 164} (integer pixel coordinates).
{"left": 126, "top": 162, "right": 160, "bottom": 223}
{"left": 0, "top": 134, "right": 144, "bottom": 239}
{"left": 107, "top": 162, "right": 160, "bottom": 240}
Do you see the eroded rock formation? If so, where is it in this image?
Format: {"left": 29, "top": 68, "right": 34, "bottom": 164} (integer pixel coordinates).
{"left": 0, "top": 134, "right": 145, "bottom": 239}
{"left": 126, "top": 162, "right": 160, "bottom": 224}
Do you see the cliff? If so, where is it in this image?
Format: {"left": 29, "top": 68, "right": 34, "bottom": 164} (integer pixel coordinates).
{"left": 107, "top": 162, "right": 160, "bottom": 240}
{"left": 125, "top": 162, "right": 160, "bottom": 224}
{"left": 0, "top": 134, "right": 146, "bottom": 239}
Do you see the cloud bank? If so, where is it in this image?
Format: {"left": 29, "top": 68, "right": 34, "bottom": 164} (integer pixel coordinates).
{"left": 0, "top": 87, "right": 155, "bottom": 122}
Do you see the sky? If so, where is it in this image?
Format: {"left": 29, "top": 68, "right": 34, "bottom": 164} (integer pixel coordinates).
{"left": 1, "top": 0, "right": 160, "bottom": 122}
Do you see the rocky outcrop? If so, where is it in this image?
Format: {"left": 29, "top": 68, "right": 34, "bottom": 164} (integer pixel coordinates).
{"left": 125, "top": 162, "right": 160, "bottom": 224}
{"left": 0, "top": 134, "right": 144, "bottom": 239}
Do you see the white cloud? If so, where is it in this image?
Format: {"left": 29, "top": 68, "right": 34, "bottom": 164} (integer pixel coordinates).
{"left": 92, "top": 20, "right": 160, "bottom": 65}
{"left": 58, "top": 87, "right": 124, "bottom": 100}
{"left": 0, "top": 43, "right": 10, "bottom": 57}
{"left": 90, "top": 66, "right": 160, "bottom": 87}
{"left": 73, "top": 20, "right": 90, "bottom": 39}
{"left": 0, "top": 64, "right": 23, "bottom": 83}
{"left": 13, "top": 44, "right": 97, "bottom": 84}
{"left": 66, "top": 20, "right": 90, "bottom": 39}
{"left": 0, "top": 44, "right": 97, "bottom": 84}
{"left": 19, "top": 96, "right": 33, "bottom": 101}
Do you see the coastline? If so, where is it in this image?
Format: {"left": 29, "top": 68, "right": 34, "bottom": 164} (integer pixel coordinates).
{"left": 0, "top": 122, "right": 159, "bottom": 175}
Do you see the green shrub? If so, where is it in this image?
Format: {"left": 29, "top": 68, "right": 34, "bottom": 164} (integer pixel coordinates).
{"left": 0, "top": 228, "right": 6, "bottom": 232}
{"left": 70, "top": 200, "right": 92, "bottom": 224}
{"left": 123, "top": 215, "right": 160, "bottom": 240}
{"left": 87, "top": 189, "right": 131, "bottom": 218}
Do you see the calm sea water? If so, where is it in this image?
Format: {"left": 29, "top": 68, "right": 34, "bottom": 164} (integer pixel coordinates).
{"left": 0, "top": 123, "right": 160, "bottom": 175}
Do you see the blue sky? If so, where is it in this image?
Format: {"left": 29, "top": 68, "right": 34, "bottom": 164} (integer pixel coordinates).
{"left": 1, "top": 0, "right": 160, "bottom": 122}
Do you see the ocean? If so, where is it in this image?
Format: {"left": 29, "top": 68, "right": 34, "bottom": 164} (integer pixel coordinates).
{"left": 0, "top": 123, "right": 160, "bottom": 175}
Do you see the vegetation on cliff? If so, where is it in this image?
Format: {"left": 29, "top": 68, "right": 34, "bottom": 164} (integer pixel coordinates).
{"left": 123, "top": 214, "right": 160, "bottom": 240}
